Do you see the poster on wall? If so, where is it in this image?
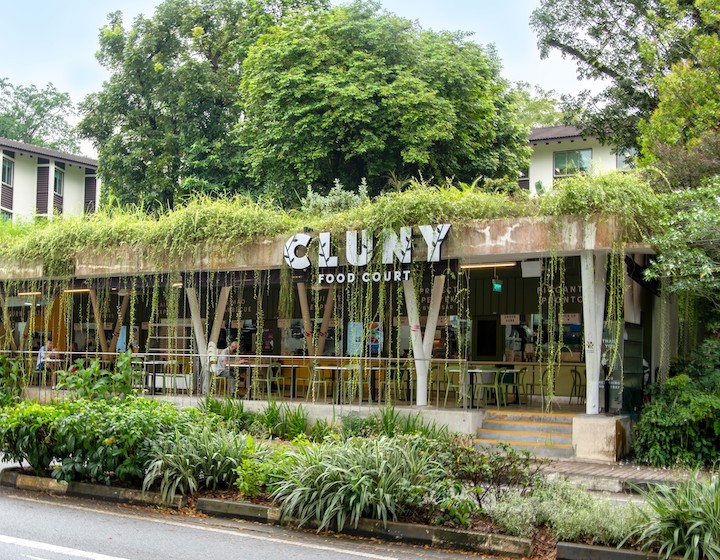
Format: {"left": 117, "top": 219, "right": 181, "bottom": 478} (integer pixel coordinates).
{"left": 347, "top": 322, "right": 363, "bottom": 356}
{"left": 368, "top": 321, "right": 383, "bottom": 356}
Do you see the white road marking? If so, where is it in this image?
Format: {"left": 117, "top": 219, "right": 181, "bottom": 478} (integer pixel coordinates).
{"left": 0, "top": 534, "right": 131, "bottom": 560}
{"left": 8, "top": 495, "right": 399, "bottom": 560}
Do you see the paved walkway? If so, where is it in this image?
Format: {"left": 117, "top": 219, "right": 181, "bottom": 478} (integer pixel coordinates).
{"left": 538, "top": 457, "right": 712, "bottom": 492}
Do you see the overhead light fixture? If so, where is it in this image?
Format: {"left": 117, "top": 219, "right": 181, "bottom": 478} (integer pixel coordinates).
{"left": 492, "top": 278, "right": 504, "bottom": 293}
{"left": 460, "top": 262, "right": 516, "bottom": 270}
{"left": 18, "top": 291, "right": 42, "bottom": 297}
{"left": 172, "top": 282, "right": 183, "bottom": 288}
{"left": 64, "top": 288, "right": 91, "bottom": 293}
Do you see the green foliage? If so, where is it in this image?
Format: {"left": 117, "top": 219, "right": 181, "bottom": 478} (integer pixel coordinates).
{"left": 0, "top": 174, "right": 661, "bottom": 277}
{"left": 0, "top": 78, "right": 79, "bottom": 152}
{"left": 143, "top": 423, "right": 257, "bottom": 504}
{"left": 239, "top": 0, "right": 530, "bottom": 199}
{"left": 57, "top": 351, "right": 141, "bottom": 400}
{"left": 531, "top": 0, "right": 715, "bottom": 153}
{"left": 0, "top": 356, "right": 25, "bottom": 407}
{"left": 78, "top": 0, "right": 329, "bottom": 210}
{"left": 0, "top": 398, "right": 189, "bottom": 482}
{"left": 199, "top": 396, "right": 259, "bottom": 432}
{"left": 448, "top": 441, "right": 544, "bottom": 508}
{"left": 488, "top": 478, "right": 646, "bottom": 544}
{"left": 271, "top": 435, "right": 447, "bottom": 530}
{"left": 309, "top": 418, "right": 337, "bottom": 442}
{"left": 301, "top": 179, "right": 370, "bottom": 216}
{"left": 234, "top": 441, "right": 291, "bottom": 498}
{"left": 634, "top": 362, "right": 720, "bottom": 467}
{"left": 623, "top": 475, "right": 720, "bottom": 560}
{"left": 511, "top": 82, "right": 565, "bottom": 129}
{"left": 251, "top": 402, "right": 308, "bottom": 439}
{"left": 647, "top": 180, "right": 720, "bottom": 310}
{"left": 538, "top": 170, "right": 662, "bottom": 240}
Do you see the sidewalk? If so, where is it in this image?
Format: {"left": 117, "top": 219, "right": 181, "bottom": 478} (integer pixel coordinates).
{"left": 538, "top": 457, "right": 708, "bottom": 493}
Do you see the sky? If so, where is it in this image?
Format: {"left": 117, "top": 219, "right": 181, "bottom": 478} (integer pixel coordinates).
{"left": 3, "top": 1, "right": 599, "bottom": 154}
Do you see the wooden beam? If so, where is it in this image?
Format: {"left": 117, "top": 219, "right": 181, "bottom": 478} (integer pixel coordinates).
{"left": 0, "top": 292, "right": 17, "bottom": 352}
{"left": 185, "top": 287, "right": 209, "bottom": 393}
{"left": 209, "top": 287, "right": 231, "bottom": 346}
{"left": 296, "top": 282, "right": 315, "bottom": 356}
{"left": 88, "top": 289, "right": 109, "bottom": 355}
{"left": 109, "top": 294, "right": 130, "bottom": 353}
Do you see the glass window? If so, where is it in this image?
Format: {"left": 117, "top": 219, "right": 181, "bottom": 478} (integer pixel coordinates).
{"left": 1, "top": 158, "right": 13, "bottom": 187}
{"left": 53, "top": 168, "right": 64, "bottom": 196}
{"left": 554, "top": 149, "right": 592, "bottom": 177}
{"left": 616, "top": 148, "right": 637, "bottom": 171}
{"left": 1, "top": 210, "right": 11, "bottom": 222}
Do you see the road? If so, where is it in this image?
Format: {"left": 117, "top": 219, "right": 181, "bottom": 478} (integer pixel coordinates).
{"left": 0, "top": 485, "right": 493, "bottom": 560}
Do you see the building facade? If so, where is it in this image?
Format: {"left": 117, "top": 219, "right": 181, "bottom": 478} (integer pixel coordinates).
{"left": 523, "top": 126, "right": 632, "bottom": 194}
{"left": 0, "top": 138, "right": 99, "bottom": 222}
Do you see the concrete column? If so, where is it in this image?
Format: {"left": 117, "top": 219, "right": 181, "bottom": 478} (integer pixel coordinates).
{"left": 580, "top": 251, "right": 607, "bottom": 415}
{"left": 403, "top": 274, "right": 445, "bottom": 407}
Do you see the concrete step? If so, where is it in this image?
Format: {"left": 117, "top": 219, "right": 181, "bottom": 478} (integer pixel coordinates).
{"left": 473, "top": 438, "right": 575, "bottom": 459}
{"left": 477, "top": 428, "right": 572, "bottom": 445}
{"left": 482, "top": 419, "right": 573, "bottom": 435}
{"left": 483, "top": 409, "right": 575, "bottom": 425}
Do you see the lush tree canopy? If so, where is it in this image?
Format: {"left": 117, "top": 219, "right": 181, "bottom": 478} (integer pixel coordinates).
{"left": 0, "top": 78, "right": 79, "bottom": 152}
{"left": 647, "top": 178, "right": 720, "bottom": 312}
{"left": 78, "top": 0, "right": 329, "bottom": 211}
{"left": 531, "top": 0, "right": 718, "bottom": 153}
{"left": 238, "top": 1, "right": 530, "bottom": 200}
{"left": 511, "top": 82, "right": 564, "bottom": 129}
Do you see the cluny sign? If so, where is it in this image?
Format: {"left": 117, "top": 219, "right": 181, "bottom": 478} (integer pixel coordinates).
{"left": 283, "top": 225, "right": 451, "bottom": 285}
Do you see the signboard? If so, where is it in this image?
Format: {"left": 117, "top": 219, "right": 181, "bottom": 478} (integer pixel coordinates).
{"left": 501, "top": 314, "right": 520, "bottom": 326}
{"left": 561, "top": 313, "right": 581, "bottom": 324}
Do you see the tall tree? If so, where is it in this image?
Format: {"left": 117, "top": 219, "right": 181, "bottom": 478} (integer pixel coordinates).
{"left": 0, "top": 79, "right": 80, "bottom": 152}
{"left": 531, "top": 0, "right": 717, "bottom": 153}
{"left": 78, "top": 0, "right": 329, "bottom": 211}
{"left": 639, "top": 2, "right": 720, "bottom": 187}
{"left": 512, "top": 82, "right": 565, "bottom": 129}
{"left": 238, "top": 1, "right": 530, "bottom": 200}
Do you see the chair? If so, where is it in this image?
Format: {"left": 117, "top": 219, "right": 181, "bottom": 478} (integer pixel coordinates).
{"left": 443, "top": 365, "right": 468, "bottom": 407}
{"left": 570, "top": 368, "right": 586, "bottom": 404}
{"left": 342, "top": 363, "right": 370, "bottom": 403}
{"left": 526, "top": 368, "right": 556, "bottom": 408}
{"left": 474, "top": 369, "right": 506, "bottom": 408}
{"left": 501, "top": 367, "right": 527, "bottom": 405}
{"left": 307, "top": 364, "right": 333, "bottom": 402}
{"left": 255, "top": 361, "right": 285, "bottom": 399}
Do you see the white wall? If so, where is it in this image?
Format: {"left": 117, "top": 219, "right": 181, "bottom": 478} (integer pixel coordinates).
{"left": 9, "top": 153, "right": 94, "bottom": 222}
{"left": 529, "top": 137, "right": 618, "bottom": 195}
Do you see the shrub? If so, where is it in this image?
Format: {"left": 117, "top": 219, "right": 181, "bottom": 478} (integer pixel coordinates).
{"left": 199, "top": 396, "right": 258, "bottom": 432}
{"left": 272, "top": 435, "right": 447, "bottom": 531}
{"left": 487, "top": 478, "right": 646, "bottom": 544}
{"left": 143, "top": 423, "right": 257, "bottom": 504}
{"left": 56, "top": 351, "right": 142, "bottom": 400}
{"left": 0, "top": 356, "right": 24, "bottom": 407}
{"left": 449, "top": 441, "right": 545, "bottom": 508}
{"left": 634, "top": 374, "right": 720, "bottom": 467}
{"left": 0, "top": 397, "right": 190, "bottom": 482}
{"left": 234, "top": 442, "right": 292, "bottom": 498}
{"left": 623, "top": 475, "right": 720, "bottom": 560}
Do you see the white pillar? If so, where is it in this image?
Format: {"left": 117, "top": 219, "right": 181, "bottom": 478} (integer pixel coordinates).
{"left": 581, "top": 251, "right": 607, "bottom": 415}
{"left": 185, "top": 287, "right": 209, "bottom": 394}
{"left": 403, "top": 274, "right": 445, "bottom": 407}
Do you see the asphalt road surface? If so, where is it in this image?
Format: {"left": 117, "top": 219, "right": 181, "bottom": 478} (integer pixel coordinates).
{"left": 0, "top": 485, "right": 494, "bottom": 560}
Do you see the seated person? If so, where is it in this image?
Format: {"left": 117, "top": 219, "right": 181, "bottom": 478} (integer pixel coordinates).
{"left": 35, "top": 338, "right": 53, "bottom": 371}
{"left": 216, "top": 339, "right": 243, "bottom": 394}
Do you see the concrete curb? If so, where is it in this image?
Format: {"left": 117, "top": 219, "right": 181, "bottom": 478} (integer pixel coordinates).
{"left": 196, "top": 497, "right": 532, "bottom": 558}
{"left": 557, "top": 542, "right": 674, "bottom": 559}
{"left": 0, "top": 468, "right": 184, "bottom": 509}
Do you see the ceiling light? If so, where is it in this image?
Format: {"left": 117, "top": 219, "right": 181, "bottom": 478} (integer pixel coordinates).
{"left": 460, "top": 262, "right": 516, "bottom": 270}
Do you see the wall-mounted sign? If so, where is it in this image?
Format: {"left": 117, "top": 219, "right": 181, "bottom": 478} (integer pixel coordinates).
{"left": 561, "top": 313, "right": 581, "bottom": 324}
{"left": 501, "top": 314, "right": 520, "bottom": 325}
{"left": 283, "top": 224, "right": 452, "bottom": 285}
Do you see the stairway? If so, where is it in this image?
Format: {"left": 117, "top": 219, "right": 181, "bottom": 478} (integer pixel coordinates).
{"left": 473, "top": 409, "right": 575, "bottom": 458}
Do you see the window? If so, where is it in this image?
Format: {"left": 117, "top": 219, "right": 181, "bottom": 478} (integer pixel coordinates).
{"left": 616, "top": 148, "right": 637, "bottom": 171}
{"left": 1, "top": 157, "right": 13, "bottom": 187}
{"left": 53, "top": 168, "right": 64, "bottom": 196}
{"left": 554, "top": 149, "right": 592, "bottom": 178}
{"left": 0, "top": 210, "right": 11, "bottom": 222}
